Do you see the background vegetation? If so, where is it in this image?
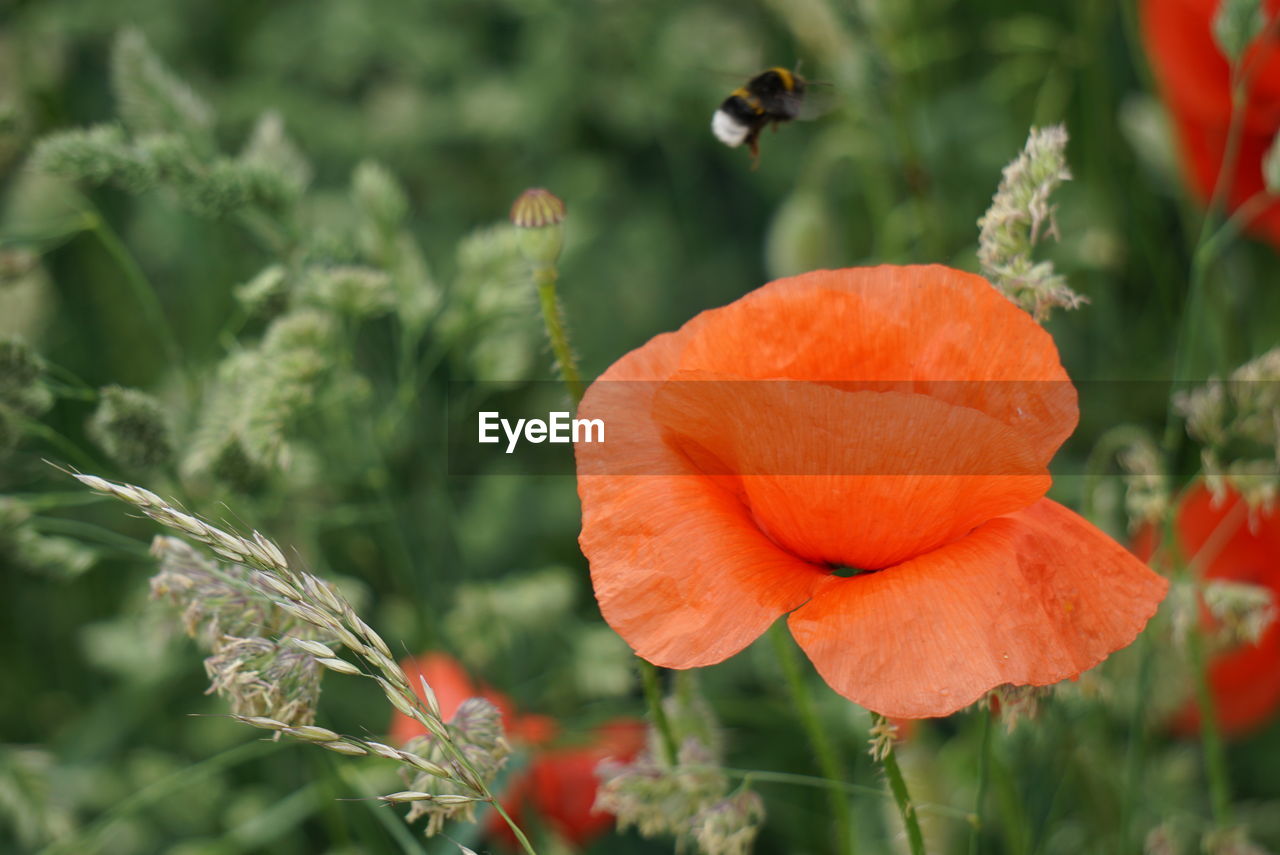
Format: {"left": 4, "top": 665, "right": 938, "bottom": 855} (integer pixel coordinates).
{"left": 1, "top": 0, "right": 1278, "bottom": 853}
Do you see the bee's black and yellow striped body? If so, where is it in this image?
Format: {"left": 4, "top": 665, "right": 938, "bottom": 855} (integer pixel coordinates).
{"left": 712, "top": 67, "right": 807, "bottom": 166}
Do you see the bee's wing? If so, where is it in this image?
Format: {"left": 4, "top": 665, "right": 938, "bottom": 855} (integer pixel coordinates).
{"left": 795, "top": 83, "right": 839, "bottom": 122}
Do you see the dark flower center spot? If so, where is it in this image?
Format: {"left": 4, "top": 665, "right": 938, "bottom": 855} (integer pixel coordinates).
{"left": 829, "top": 564, "right": 874, "bottom": 578}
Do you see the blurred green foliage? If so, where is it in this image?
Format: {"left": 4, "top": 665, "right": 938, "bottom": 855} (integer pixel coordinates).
{"left": 2, "top": 0, "right": 1280, "bottom": 853}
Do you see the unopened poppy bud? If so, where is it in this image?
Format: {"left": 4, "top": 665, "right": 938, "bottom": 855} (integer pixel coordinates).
{"left": 509, "top": 187, "right": 566, "bottom": 268}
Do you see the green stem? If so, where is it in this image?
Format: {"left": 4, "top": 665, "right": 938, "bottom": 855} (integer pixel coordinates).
{"left": 640, "top": 660, "right": 680, "bottom": 766}
{"left": 1172, "top": 489, "right": 1246, "bottom": 831}
{"left": 769, "top": 623, "right": 855, "bottom": 855}
{"left": 711, "top": 767, "right": 972, "bottom": 822}
{"left": 1164, "top": 78, "right": 1248, "bottom": 448}
{"left": 533, "top": 265, "right": 584, "bottom": 403}
{"left": 968, "top": 706, "right": 993, "bottom": 855}
{"left": 1188, "top": 617, "right": 1233, "bottom": 828}
{"left": 525, "top": 247, "right": 685, "bottom": 788}
{"left": 489, "top": 798, "right": 539, "bottom": 855}
{"left": 529, "top": 255, "right": 688, "bottom": 809}
{"left": 83, "top": 210, "right": 184, "bottom": 369}
{"left": 873, "top": 712, "right": 926, "bottom": 855}
{"left": 1198, "top": 82, "right": 1248, "bottom": 244}
{"left": 988, "top": 746, "right": 1031, "bottom": 854}
{"left": 1120, "top": 631, "right": 1155, "bottom": 851}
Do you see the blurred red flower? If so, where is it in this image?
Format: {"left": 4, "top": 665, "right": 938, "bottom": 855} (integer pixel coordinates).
{"left": 575, "top": 266, "right": 1168, "bottom": 719}
{"left": 392, "top": 653, "right": 645, "bottom": 848}
{"left": 1142, "top": 0, "right": 1280, "bottom": 246}
{"left": 1157, "top": 487, "right": 1280, "bottom": 736}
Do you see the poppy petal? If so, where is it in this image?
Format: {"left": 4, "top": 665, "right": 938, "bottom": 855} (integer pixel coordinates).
{"left": 788, "top": 498, "right": 1169, "bottom": 718}
{"left": 670, "top": 266, "right": 1078, "bottom": 460}
{"left": 577, "top": 319, "right": 837, "bottom": 668}
{"left": 580, "top": 467, "right": 836, "bottom": 667}
{"left": 651, "top": 374, "right": 1051, "bottom": 569}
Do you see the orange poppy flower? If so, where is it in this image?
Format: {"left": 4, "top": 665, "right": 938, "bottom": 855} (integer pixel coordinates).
{"left": 1142, "top": 0, "right": 1280, "bottom": 247}
{"left": 575, "top": 266, "right": 1168, "bottom": 719}
{"left": 392, "top": 653, "right": 645, "bottom": 847}
{"left": 1166, "top": 487, "right": 1280, "bottom": 736}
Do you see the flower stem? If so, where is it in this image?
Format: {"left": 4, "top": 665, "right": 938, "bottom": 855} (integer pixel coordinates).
{"left": 1188, "top": 620, "right": 1233, "bottom": 828}
{"left": 769, "top": 623, "right": 855, "bottom": 855}
{"left": 1171, "top": 487, "right": 1245, "bottom": 832}
{"left": 525, "top": 243, "right": 681, "bottom": 813}
{"left": 533, "top": 265, "right": 584, "bottom": 403}
{"left": 711, "top": 767, "right": 972, "bottom": 822}
{"left": 1120, "top": 631, "right": 1156, "bottom": 851}
{"left": 1164, "top": 77, "right": 1248, "bottom": 449}
{"left": 639, "top": 660, "right": 680, "bottom": 766}
{"left": 872, "top": 712, "right": 926, "bottom": 855}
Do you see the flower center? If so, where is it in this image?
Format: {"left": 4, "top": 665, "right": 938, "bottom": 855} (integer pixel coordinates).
{"left": 829, "top": 564, "right": 874, "bottom": 578}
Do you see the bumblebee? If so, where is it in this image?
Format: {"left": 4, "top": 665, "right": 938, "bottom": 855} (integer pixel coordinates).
{"left": 712, "top": 67, "right": 807, "bottom": 165}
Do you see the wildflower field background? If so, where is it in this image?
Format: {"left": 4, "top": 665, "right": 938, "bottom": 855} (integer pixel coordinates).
{"left": 2, "top": 0, "right": 1280, "bottom": 854}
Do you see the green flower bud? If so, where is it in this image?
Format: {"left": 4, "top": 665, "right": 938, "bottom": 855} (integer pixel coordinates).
{"left": 509, "top": 187, "right": 566, "bottom": 267}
